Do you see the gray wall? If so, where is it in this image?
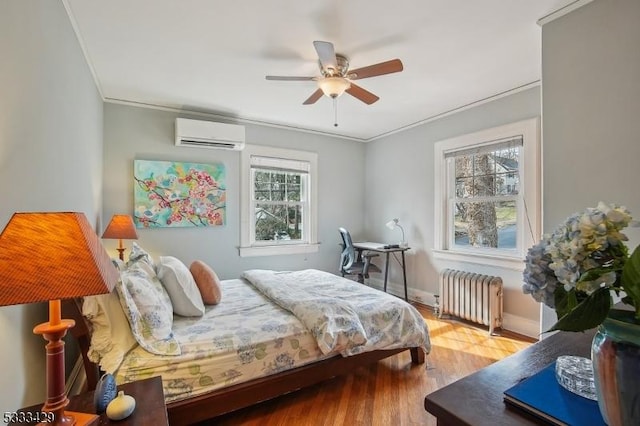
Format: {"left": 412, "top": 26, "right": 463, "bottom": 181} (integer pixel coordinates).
{"left": 103, "top": 103, "right": 366, "bottom": 278}
{"left": 0, "top": 0, "right": 104, "bottom": 413}
{"left": 540, "top": 0, "right": 640, "bottom": 330}
{"left": 364, "top": 87, "right": 542, "bottom": 335}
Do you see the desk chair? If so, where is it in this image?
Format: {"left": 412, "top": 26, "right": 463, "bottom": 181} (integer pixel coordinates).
{"left": 338, "top": 227, "right": 380, "bottom": 283}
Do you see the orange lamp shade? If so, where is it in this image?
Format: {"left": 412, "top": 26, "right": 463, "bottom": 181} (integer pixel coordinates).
{"left": 101, "top": 214, "right": 138, "bottom": 240}
{"left": 101, "top": 214, "right": 138, "bottom": 261}
{"left": 0, "top": 212, "right": 119, "bottom": 306}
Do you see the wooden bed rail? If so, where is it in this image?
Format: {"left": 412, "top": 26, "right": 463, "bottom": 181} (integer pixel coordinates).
{"left": 62, "top": 298, "right": 426, "bottom": 425}
{"left": 168, "top": 347, "right": 424, "bottom": 425}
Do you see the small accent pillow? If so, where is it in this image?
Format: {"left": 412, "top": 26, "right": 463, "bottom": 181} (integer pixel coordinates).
{"left": 116, "top": 264, "right": 180, "bottom": 356}
{"left": 189, "top": 260, "right": 222, "bottom": 305}
{"left": 157, "top": 256, "right": 205, "bottom": 317}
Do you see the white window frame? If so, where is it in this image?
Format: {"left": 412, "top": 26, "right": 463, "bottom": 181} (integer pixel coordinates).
{"left": 433, "top": 118, "right": 541, "bottom": 270}
{"left": 240, "top": 144, "right": 318, "bottom": 257}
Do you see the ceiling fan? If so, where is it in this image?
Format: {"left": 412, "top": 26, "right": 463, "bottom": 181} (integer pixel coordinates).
{"left": 265, "top": 41, "right": 403, "bottom": 106}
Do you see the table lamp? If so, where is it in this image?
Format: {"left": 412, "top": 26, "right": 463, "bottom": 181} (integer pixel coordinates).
{"left": 101, "top": 214, "right": 138, "bottom": 261}
{"left": 0, "top": 212, "right": 119, "bottom": 426}
{"left": 386, "top": 218, "right": 407, "bottom": 247}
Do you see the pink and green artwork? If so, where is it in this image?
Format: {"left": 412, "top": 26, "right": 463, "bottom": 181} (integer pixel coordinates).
{"left": 133, "top": 159, "right": 225, "bottom": 228}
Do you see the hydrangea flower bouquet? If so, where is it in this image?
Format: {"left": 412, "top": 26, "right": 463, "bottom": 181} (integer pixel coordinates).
{"left": 523, "top": 202, "right": 640, "bottom": 332}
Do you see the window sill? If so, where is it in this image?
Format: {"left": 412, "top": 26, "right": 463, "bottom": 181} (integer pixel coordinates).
{"left": 239, "top": 243, "right": 319, "bottom": 257}
{"left": 431, "top": 249, "right": 525, "bottom": 271}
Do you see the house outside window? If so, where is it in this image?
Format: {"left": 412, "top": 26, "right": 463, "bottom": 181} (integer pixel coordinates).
{"left": 433, "top": 118, "right": 540, "bottom": 270}
{"left": 240, "top": 144, "right": 318, "bottom": 257}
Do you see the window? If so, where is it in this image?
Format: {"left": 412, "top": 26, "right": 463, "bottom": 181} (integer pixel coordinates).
{"left": 450, "top": 138, "right": 521, "bottom": 251}
{"left": 240, "top": 144, "right": 318, "bottom": 257}
{"left": 433, "top": 118, "right": 540, "bottom": 269}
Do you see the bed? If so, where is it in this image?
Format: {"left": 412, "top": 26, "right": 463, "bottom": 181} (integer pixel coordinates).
{"left": 63, "top": 250, "right": 430, "bottom": 425}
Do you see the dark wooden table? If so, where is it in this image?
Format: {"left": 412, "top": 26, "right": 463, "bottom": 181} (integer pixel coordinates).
{"left": 11, "top": 376, "right": 168, "bottom": 426}
{"left": 424, "top": 330, "right": 595, "bottom": 425}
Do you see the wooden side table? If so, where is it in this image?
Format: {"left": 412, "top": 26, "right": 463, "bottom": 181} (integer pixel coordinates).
{"left": 9, "top": 376, "right": 168, "bottom": 426}
{"left": 424, "top": 330, "right": 595, "bottom": 425}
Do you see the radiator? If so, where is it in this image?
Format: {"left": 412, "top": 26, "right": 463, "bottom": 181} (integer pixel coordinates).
{"left": 437, "top": 269, "right": 503, "bottom": 335}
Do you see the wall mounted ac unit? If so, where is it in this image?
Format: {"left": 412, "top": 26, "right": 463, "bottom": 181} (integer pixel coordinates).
{"left": 175, "top": 118, "right": 246, "bottom": 150}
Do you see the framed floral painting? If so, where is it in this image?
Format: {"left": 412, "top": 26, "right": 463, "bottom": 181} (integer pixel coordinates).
{"left": 133, "top": 159, "right": 226, "bottom": 228}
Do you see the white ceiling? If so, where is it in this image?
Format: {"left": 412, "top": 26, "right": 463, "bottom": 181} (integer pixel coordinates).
{"left": 64, "top": 0, "right": 576, "bottom": 141}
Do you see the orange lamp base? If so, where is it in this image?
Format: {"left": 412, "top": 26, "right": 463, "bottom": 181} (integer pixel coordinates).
{"left": 33, "top": 300, "right": 99, "bottom": 426}
{"left": 38, "top": 411, "right": 99, "bottom": 426}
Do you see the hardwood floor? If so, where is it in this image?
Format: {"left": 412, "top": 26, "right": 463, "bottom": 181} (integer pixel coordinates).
{"left": 210, "top": 304, "right": 535, "bottom": 426}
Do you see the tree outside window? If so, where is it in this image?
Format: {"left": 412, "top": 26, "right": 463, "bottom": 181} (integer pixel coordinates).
{"left": 451, "top": 143, "right": 521, "bottom": 251}
{"left": 253, "top": 169, "right": 304, "bottom": 241}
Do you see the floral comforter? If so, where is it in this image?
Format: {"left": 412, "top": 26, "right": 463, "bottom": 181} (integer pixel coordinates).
{"left": 115, "top": 271, "right": 429, "bottom": 403}
{"left": 241, "top": 269, "right": 431, "bottom": 356}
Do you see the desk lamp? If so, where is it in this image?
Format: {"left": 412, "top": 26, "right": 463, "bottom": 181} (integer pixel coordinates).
{"left": 385, "top": 218, "right": 407, "bottom": 247}
{"left": 0, "top": 212, "right": 119, "bottom": 426}
{"left": 101, "top": 214, "right": 138, "bottom": 261}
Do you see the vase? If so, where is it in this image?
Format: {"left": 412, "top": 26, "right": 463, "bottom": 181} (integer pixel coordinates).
{"left": 591, "top": 309, "right": 640, "bottom": 426}
{"left": 106, "top": 391, "right": 136, "bottom": 421}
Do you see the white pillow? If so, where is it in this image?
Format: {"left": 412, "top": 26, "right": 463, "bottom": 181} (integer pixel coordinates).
{"left": 83, "top": 289, "right": 137, "bottom": 374}
{"left": 157, "top": 256, "right": 205, "bottom": 317}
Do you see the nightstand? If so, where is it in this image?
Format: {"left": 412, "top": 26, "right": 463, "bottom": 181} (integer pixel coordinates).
{"left": 9, "top": 376, "right": 168, "bottom": 426}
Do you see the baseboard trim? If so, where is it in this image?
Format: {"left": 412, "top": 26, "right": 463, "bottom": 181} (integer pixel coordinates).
{"left": 502, "top": 313, "right": 540, "bottom": 339}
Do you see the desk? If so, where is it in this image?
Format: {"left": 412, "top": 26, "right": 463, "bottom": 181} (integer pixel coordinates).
{"left": 353, "top": 242, "right": 410, "bottom": 301}
{"left": 423, "top": 330, "right": 595, "bottom": 425}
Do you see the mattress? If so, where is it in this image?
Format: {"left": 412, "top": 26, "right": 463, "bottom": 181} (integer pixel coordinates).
{"left": 115, "top": 278, "right": 327, "bottom": 403}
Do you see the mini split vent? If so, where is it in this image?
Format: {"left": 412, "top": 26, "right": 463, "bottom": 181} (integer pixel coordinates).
{"left": 175, "top": 118, "right": 246, "bottom": 151}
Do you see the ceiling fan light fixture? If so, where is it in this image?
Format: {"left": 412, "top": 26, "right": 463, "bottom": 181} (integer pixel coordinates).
{"left": 317, "top": 77, "right": 351, "bottom": 98}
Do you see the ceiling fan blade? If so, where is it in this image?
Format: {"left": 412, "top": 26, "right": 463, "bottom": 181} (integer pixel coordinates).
{"left": 313, "top": 40, "right": 337, "bottom": 72}
{"left": 346, "top": 83, "right": 379, "bottom": 105}
{"left": 348, "top": 59, "right": 404, "bottom": 80}
{"left": 303, "top": 89, "right": 324, "bottom": 105}
{"left": 266, "top": 76, "right": 315, "bottom": 81}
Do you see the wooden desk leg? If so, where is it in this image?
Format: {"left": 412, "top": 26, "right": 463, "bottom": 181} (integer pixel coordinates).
{"left": 401, "top": 250, "right": 408, "bottom": 301}
{"left": 383, "top": 253, "right": 390, "bottom": 292}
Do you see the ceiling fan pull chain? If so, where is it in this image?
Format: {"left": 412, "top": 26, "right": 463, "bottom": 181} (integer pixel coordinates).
{"left": 333, "top": 97, "right": 339, "bottom": 127}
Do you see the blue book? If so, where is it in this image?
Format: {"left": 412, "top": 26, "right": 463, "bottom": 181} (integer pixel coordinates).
{"left": 503, "top": 362, "right": 605, "bottom": 426}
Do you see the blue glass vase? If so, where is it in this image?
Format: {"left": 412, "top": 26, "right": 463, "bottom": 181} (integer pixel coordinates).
{"left": 591, "top": 309, "right": 640, "bottom": 426}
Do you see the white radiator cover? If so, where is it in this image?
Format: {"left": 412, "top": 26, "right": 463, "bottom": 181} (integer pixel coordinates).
{"left": 438, "top": 268, "right": 503, "bottom": 335}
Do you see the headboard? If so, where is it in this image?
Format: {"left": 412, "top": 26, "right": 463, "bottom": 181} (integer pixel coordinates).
{"left": 62, "top": 298, "right": 100, "bottom": 391}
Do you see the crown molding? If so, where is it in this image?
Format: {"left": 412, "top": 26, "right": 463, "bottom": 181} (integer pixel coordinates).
{"left": 367, "top": 81, "right": 541, "bottom": 142}
{"left": 537, "top": 0, "right": 595, "bottom": 26}
{"left": 104, "top": 98, "right": 365, "bottom": 142}
{"left": 62, "top": 0, "right": 105, "bottom": 99}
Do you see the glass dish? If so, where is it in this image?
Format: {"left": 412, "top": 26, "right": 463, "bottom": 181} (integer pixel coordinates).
{"left": 554, "top": 355, "right": 597, "bottom": 401}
